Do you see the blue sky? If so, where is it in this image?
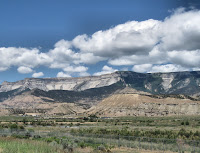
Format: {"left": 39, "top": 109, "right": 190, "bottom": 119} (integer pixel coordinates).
{"left": 0, "top": 0, "right": 200, "bottom": 83}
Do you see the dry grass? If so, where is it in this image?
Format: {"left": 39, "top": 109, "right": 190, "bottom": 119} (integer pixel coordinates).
{"left": 110, "top": 147, "right": 176, "bottom": 153}
{"left": 0, "top": 137, "right": 64, "bottom": 153}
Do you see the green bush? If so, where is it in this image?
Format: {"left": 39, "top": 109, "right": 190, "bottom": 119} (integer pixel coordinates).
{"left": 10, "top": 124, "right": 18, "bottom": 129}
{"left": 78, "top": 141, "right": 87, "bottom": 148}
{"left": 185, "top": 121, "right": 189, "bottom": 125}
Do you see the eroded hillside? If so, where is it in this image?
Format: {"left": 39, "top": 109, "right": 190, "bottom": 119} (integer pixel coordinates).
{"left": 1, "top": 71, "right": 200, "bottom": 117}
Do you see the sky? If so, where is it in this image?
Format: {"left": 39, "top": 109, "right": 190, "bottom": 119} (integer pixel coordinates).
{"left": 0, "top": 0, "right": 200, "bottom": 83}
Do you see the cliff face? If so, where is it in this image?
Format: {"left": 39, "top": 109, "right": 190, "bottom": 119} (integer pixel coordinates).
{"left": 1, "top": 71, "right": 200, "bottom": 117}
{"left": 1, "top": 71, "right": 200, "bottom": 96}
{"left": 118, "top": 71, "right": 200, "bottom": 96}
{"left": 0, "top": 73, "right": 121, "bottom": 92}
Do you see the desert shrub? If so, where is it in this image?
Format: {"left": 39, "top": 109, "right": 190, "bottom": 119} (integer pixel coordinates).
{"left": 93, "top": 144, "right": 112, "bottom": 152}
{"left": 83, "top": 117, "right": 89, "bottom": 121}
{"left": 19, "top": 125, "right": 25, "bottom": 130}
{"left": 44, "top": 137, "right": 60, "bottom": 143}
{"left": 76, "top": 123, "right": 80, "bottom": 126}
{"left": 185, "top": 121, "right": 189, "bottom": 125}
{"left": 70, "top": 127, "right": 200, "bottom": 140}
{"left": 28, "top": 128, "right": 34, "bottom": 132}
{"left": 78, "top": 141, "right": 87, "bottom": 148}
{"left": 69, "top": 123, "right": 73, "bottom": 127}
{"left": 9, "top": 124, "right": 18, "bottom": 130}
{"left": 33, "top": 135, "right": 41, "bottom": 139}
{"left": 97, "top": 144, "right": 107, "bottom": 152}
{"left": 89, "top": 114, "right": 98, "bottom": 118}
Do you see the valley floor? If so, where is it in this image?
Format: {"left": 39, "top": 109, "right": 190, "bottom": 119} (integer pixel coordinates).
{"left": 0, "top": 115, "right": 200, "bottom": 152}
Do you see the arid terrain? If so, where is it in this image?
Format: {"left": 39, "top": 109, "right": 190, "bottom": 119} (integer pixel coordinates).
{"left": 1, "top": 71, "right": 200, "bottom": 117}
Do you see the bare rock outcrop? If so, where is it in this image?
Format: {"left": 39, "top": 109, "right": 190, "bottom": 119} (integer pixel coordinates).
{"left": 0, "top": 73, "right": 121, "bottom": 92}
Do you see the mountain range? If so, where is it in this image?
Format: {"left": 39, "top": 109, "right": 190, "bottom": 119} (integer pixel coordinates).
{"left": 1, "top": 71, "right": 200, "bottom": 116}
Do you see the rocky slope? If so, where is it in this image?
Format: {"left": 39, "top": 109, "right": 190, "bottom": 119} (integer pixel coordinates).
{"left": 118, "top": 71, "right": 200, "bottom": 96}
{"left": 1, "top": 71, "right": 200, "bottom": 96}
{"left": 87, "top": 93, "right": 200, "bottom": 117}
{"left": 1, "top": 71, "right": 200, "bottom": 116}
{"left": 0, "top": 73, "right": 121, "bottom": 92}
{"left": 0, "top": 91, "right": 85, "bottom": 116}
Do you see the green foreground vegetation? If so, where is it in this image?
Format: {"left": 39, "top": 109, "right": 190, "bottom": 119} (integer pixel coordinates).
{"left": 1, "top": 115, "right": 200, "bottom": 140}
{"left": 0, "top": 137, "right": 63, "bottom": 153}
{"left": 0, "top": 115, "right": 200, "bottom": 152}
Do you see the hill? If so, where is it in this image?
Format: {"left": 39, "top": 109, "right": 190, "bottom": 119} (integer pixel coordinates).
{"left": 1, "top": 71, "right": 200, "bottom": 116}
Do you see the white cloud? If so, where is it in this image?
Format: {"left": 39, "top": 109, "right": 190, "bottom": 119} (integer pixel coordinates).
{"left": 192, "top": 67, "right": 200, "bottom": 71}
{"left": 1, "top": 8, "right": 200, "bottom": 74}
{"left": 48, "top": 39, "right": 105, "bottom": 69}
{"left": 121, "top": 67, "right": 129, "bottom": 71}
{"left": 132, "top": 64, "right": 190, "bottom": 73}
{"left": 0, "top": 67, "right": 8, "bottom": 72}
{"left": 63, "top": 65, "right": 90, "bottom": 77}
{"left": 78, "top": 53, "right": 106, "bottom": 64}
{"left": 32, "top": 72, "right": 44, "bottom": 78}
{"left": 94, "top": 65, "right": 118, "bottom": 76}
{"left": 168, "top": 50, "right": 200, "bottom": 67}
{"left": 160, "top": 8, "right": 200, "bottom": 51}
{"left": 108, "top": 48, "right": 166, "bottom": 66}
{"left": 71, "top": 9, "right": 200, "bottom": 72}
{"left": 148, "top": 64, "right": 189, "bottom": 73}
{"left": 132, "top": 64, "right": 152, "bottom": 73}
{"left": 0, "top": 47, "right": 51, "bottom": 71}
{"left": 79, "top": 72, "right": 90, "bottom": 77}
{"left": 56, "top": 72, "right": 71, "bottom": 78}
{"left": 72, "top": 19, "right": 161, "bottom": 58}
{"left": 48, "top": 41, "right": 78, "bottom": 69}
{"left": 17, "top": 66, "right": 33, "bottom": 74}
{"left": 63, "top": 65, "right": 88, "bottom": 73}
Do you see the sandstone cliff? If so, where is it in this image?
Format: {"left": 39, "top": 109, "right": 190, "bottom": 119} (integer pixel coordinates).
{"left": 1, "top": 71, "right": 200, "bottom": 97}
{"left": 0, "top": 73, "right": 121, "bottom": 92}
{"left": 1, "top": 71, "right": 200, "bottom": 117}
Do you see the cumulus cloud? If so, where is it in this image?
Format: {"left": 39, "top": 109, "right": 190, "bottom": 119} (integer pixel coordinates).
{"left": 0, "top": 67, "right": 8, "bottom": 72}
{"left": 72, "top": 19, "right": 161, "bottom": 57}
{"left": 48, "top": 40, "right": 78, "bottom": 69}
{"left": 168, "top": 50, "right": 200, "bottom": 67}
{"left": 132, "top": 64, "right": 153, "bottom": 73}
{"left": 79, "top": 72, "right": 90, "bottom": 77}
{"left": 132, "top": 64, "right": 189, "bottom": 73}
{"left": 160, "top": 8, "right": 200, "bottom": 51}
{"left": 17, "top": 66, "right": 33, "bottom": 74}
{"left": 1, "top": 8, "right": 200, "bottom": 75}
{"left": 62, "top": 65, "right": 90, "bottom": 77}
{"left": 71, "top": 8, "right": 200, "bottom": 72}
{"left": 121, "top": 67, "right": 129, "bottom": 71}
{"left": 94, "top": 65, "right": 118, "bottom": 76}
{"left": 0, "top": 47, "right": 51, "bottom": 71}
{"left": 48, "top": 39, "right": 105, "bottom": 69}
{"left": 148, "top": 64, "right": 189, "bottom": 73}
{"left": 57, "top": 72, "right": 71, "bottom": 78}
{"left": 32, "top": 72, "right": 44, "bottom": 78}
{"left": 63, "top": 65, "right": 88, "bottom": 73}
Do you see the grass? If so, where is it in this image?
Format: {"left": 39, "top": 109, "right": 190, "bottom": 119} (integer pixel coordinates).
{"left": 19, "top": 115, "right": 200, "bottom": 141}
{"left": 0, "top": 116, "right": 34, "bottom": 122}
{"left": 0, "top": 137, "right": 64, "bottom": 153}
{"left": 1, "top": 115, "right": 200, "bottom": 152}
